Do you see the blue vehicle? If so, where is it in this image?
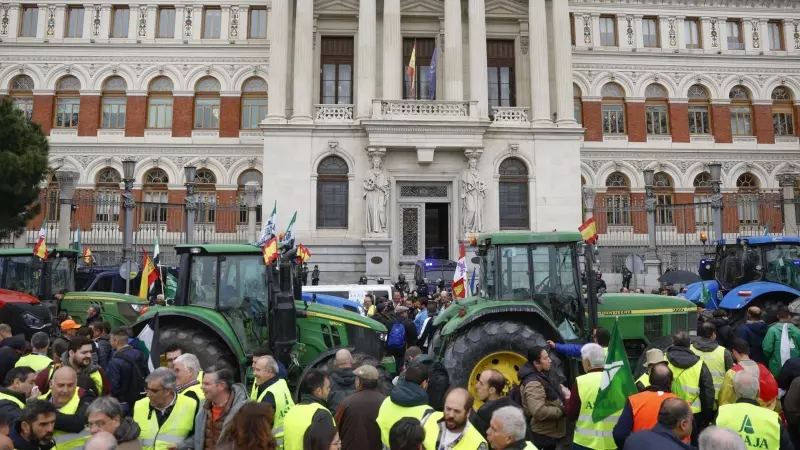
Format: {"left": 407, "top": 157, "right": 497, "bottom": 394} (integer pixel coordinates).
{"left": 301, "top": 292, "right": 366, "bottom": 316}
{"left": 682, "top": 236, "right": 800, "bottom": 322}
{"left": 414, "top": 259, "right": 458, "bottom": 295}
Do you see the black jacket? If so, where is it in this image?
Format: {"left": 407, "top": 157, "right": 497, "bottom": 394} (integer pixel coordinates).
{"left": 417, "top": 312, "right": 438, "bottom": 351}
{"left": 95, "top": 336, "right": 113, "bottom": 368}
{"left": 737, "top": 321, "right": 769, "bottom": 365}
{"left": 0, "top": 335, "right": 25, "bottom": 383}
{"left": 0, "top": 386, "right": 26, "bottom": 426}
{"left": 622, "top": 423, "right": 694, "bottom": 450}
{"left": 708, "top": 317, "right": 733, "bottom": 348}
{"left": 327, "top": 368, "right": 356, "bottom": 413}
{"left": 10, "top": 421, "right": 55, "bottom": 450}
{"left": 665, "top": 346, "right": 715, "bottom": 420}
{"left": 105, "top": 346, "right": 147, "bottom": 404}
{"left": 778, "top": 357, "right": 800, "bottom": 391}
{"left": 470, "top": 396, "right": 520, "bottom": 438}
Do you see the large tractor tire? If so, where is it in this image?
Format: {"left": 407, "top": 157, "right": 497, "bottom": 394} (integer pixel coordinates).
{"left": 633, "top": 335, "right": 673, "bottom": 378}
{"left": 160, "top": 324, "right": 237, "bottom": 375}
{"left": 443, "top": 320, "right": 563, "bottom": 408}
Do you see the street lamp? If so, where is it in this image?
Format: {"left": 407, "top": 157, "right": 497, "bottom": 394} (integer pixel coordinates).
{"left": 643, "top": 169, "right": 654, "bottom": 187}
{"left": 708, "top": 162, "right": 723, "bottom": 243}
{"left": 121, "top": 158, "right": 136, "bottom": 295}
{"left": 642, "top": 168, "right": 658, "bottom": 262}
{"left": 184, "top": 166, "right": 197, "bottom": 244}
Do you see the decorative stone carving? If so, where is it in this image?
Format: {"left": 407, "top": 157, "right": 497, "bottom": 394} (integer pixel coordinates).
{"left": 582, "top": 186, "right": 596, "bottom": 208}
{"left": 328, "top": 140, "right": 339, "bottom": 153}
{"left": 183, "top": 7, "right": 193, "bottom": 38}
{"left": 46, "top": 6, "right": 55, "bottom": 36}
{"left": 520, "top": 35, "right": 529, "bottom": 55}
{"left": 794, "top": 21, "right": 799, "bottom": 50}
{"left": 93, "top": 6, "right": 101, "bottom": 37}
{"left": 364, "top": 147, "right": 390, "bottom": 235}
{"left": 777, "top": 172, "right": 798, "bottom": 187}
{"left": 0, "top": 4, "right": 9, "bottom": 36}
{"left": 582, "top": 14, "right": 591, "bottom": 44}
{"left": 710, "top": 19, "right": 718, "bottom": 47}
{"left": 138, "top": 6, "right": 147, "bottom": 37}
{"left": 752, "top": 20, "right": 760, "bottom": 49}
{"left": 668, "top": 18, "right": 676, "bottom": 47}
{"left": 626, "top": 16, "right": 634, "bottom": 45}
{"left": 229, "top": 7, "right": 239, "bottom": 38}
{"left": 461, "top": 148, "right": 486, "bottom": 234}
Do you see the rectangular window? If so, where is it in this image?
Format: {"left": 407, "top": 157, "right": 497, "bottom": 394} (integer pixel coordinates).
{"left": 147, "top": 97, "right": 173, "bottom": 128}
{"left": 157, "top": 7, "right": 175, "bottom": 38}
{"left": 656, "top": 194, "right": 674, "bottom": 225}
{"left": 730, "top": 106, "right": 752, "bottom": 135}
{"left": 320, "top": 36, "right": 354, "bottom": 104}
{"left": 241, "top": 98, "right": 267, "bottom": 129}
{"left": 694, "top": 195, "right": 712, "bottom": 225}
{"left": 574, "top": 101, "right": 582, "bottom": 124}
{"left": 688, "top": 105, "right": 711, "bottom": 134}
{"left": 602, "top": 104, "right": 625, "bottom": 134}
{"left": 600, "top": 16, "right": 617, "bottom": 46}
{"left": 606, "top": 194, "right": 631, "bottom": 226}
{"left": 143, "top": 191, "right": 168, "bottom": 223}
{"left": 102, "top": 97, "right": 126, "bottom": 129}
{"left": 768, "top": 21, "right": 784, "bottom": 50}
{"left": 487, "top": 40, "right": 515, "bottom": 112}
{"left": 726, "top": 20, "right": 744, "bottom": 50}
{"left": 194, "top": 98, "right": 220, "bottom": 129}
{"left": 643, "top": 17, "right": 659, "bottom": 47}
{"left": 65, "top": 7, "right": 84, "bottom": 38}
{"left": 12, "top": 97, "right": 34, "bottom": 121}
{"left": 20, "top": 6, "right": 38, "bottom": 37}
{"left": 111, "top": 7, "right": 129, "bottom": 38}
{"left": 403, "top": 38, "right": 435, "bottom": 100}
{"left": 773, "top": 112, "right": 794, "bottom": 136}
{"left": 95, "top": 190, "right": 120, "bottom": 223}
{"left": 203, "top": 8, "right": 221, "bottom": 39}
{"left": 685, "top": 19, "right": 701, "bottom": 48}
{"left": 646, "top": 105, "right": 669, "bottom": 134}
{"left": 248, "top": 8, "right": 266, "bottom": 39}
{"left": 55, "top": 97, "right": 80, "bottom": 128}
{"left": 737, "top": 195, "right": 759, "bottom": 224}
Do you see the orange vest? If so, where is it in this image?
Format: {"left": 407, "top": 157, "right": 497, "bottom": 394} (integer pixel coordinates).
{"left": 630, "top": 390, "right": 690, "bottom": 443}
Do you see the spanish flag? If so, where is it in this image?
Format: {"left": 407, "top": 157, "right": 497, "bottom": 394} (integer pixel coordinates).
{"left": 82, "top": 247, "right": 93, "bottom": 265}
{"left": 297, "top": 244, "right": 312, "bottom": 263}
{"left": 579, "top": 217, "right": 598, "bottom": 245}
{"left": 407, "top": 41, "right": 417, "bottom": 97}
{"left": 451, "top": 241, "right": 467, "bottom": 299}
{"left": 263, "top": 236, "right": 279, "bottom": 265}
{"left": 33, "top": 220, "right": 48, "bottom": 260}
{"left": 139, "top": 249, "right": 159, "bottom": 299}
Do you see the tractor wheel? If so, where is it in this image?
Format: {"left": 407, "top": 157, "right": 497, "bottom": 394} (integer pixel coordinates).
{"left": 633, "top": 335, "right": 673, "bottom": 378}
{"left": 443, "top": 320, "right": 562, "bottom": 409}
{"left": 159, "top": 324, "right": 237, "bottom": 376}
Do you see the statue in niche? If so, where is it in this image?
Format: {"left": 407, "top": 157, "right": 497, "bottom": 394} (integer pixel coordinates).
{"left": 461, "top": 152, "right": 487, "bottom": 234}
{"left": 364, "top": 152, "right": 390, "bottom": 234}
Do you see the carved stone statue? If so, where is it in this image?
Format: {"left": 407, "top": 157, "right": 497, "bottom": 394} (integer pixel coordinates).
{"left": 364, "top": 151, "right": 390, "bottom": 234}
{"left": 461, "top": 151, "right": 487, "bottom": 234}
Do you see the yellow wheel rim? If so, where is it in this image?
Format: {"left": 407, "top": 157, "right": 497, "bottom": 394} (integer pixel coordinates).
{"left": 468, "top": 351, "right": 527, "bottom": 409}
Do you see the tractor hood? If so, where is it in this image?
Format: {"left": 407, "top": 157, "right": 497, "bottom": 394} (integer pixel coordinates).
{"left": 64, "top": 291, "right": 148, "bottom": 305}
{"left": 432, "top": 295, "right": 558, "bottom": 336}
{"left": 0, "top": 288, "right": 40, "bottom": 304}
{"left": 719, "top": 281, "right": 800, "bottom": 310}
{"left": 599, "top": 293, "right": 696, "bottom": 315}
{"left": 298, "top": 301, "right": 386, "bottom": 333}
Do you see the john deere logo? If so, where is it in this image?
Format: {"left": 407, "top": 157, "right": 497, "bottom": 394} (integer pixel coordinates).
{"left": 738, "top": 415, "right": 770, "bottom": 449}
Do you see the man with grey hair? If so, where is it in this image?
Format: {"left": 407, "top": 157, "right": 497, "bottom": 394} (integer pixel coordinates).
{"left": 715, "top": 371, "right": 793, "bottom": 450}
{"left": 86, "top": 397, "right": 141, "bottom": 449}
{"left": 486, "top": 406, "right": 535, "bottom": 449}
{"left": 132, "top": 367, "right": 197, "bottom": 450}
{"left": 83, "top": 431, "right": 117, "bottom": 450}
{"left": 567, "top": 343, "right": 611, "bottom": 450}
{"left": 173, "top": 353, "right": 204, "bottom": 404}
{"left": 251, "top": 354, "right": 294, "bottom": 422}
{"left": 698, "top": 426, "right": 746, "bottom": 450}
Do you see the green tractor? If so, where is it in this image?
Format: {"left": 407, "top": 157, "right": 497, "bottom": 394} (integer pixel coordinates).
{"left": 133, "top": 244, "right": 392, "bottom": 389}
{"left": 430, "top": 231, "right": 697, "bottom": 403}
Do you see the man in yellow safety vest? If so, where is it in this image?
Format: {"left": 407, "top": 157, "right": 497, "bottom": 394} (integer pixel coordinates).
{"left": 486, "top": 406, "right": 538, "bottom": 450}
{"left": 0, "top": 367, "right": 38, "bottom": 426}
{"left": 665, "top": 330, "right": 715, "bottom": 435}
{"left": 132, "top": 367, "right": 196, "bottom": 450}
{"left": 376, "top": 361, "right": 433, "bottom": 447}
{"left": 9, "top": 399, "right": 57, "bottom": 450}
{"left": 569, "top": 343, "right": 618, "bottom": 450}
{"left": 421, "top": 388, "right": 487, "bottom": 450}
{"left": 282, "top": 369, "right": 334, "bottom": 450}
{"left": 15, "top": 332, "right": 52, "bottom": 373}
{"left": 715, "top": 370, "right": 792, "bottom": 449}
{"left": 39, "top": 367, "right": 95, "bottom": 449}
{"left": 252, "top": 355, "right": 294, "bottom": 446}
{"left": 690, "top": 322, "right": 733, "bottom": 409}
{"left": 165, "top": 344, "right": 204, "bottom": 383}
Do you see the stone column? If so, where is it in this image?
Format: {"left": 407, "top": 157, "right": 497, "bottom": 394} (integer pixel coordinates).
{"left": 56, "top": 171, "right": 79, "bottom": 248}
{"left": 290, "top": 0, "right": 313, "bottom": 123}
{"left": 245, "top": 181, "right": 261, "bottom": 243}
{"left": 468, "top": 0, "right": 489, "bottom": 119}
{"left": 582, "top": 186, "right": 596, "bottom": 222}
{"left": 443, "top": 0, "right": 463, "bottom": 101}
{"left": 643, "top": 169, "right": 662, "bottom": 278}
{"left": 528, "top": 0, "right": 551, "bottom": 125}
{"left": 552, "top": 0, "right": 575, "bottom": 124}
{"left": 382, "top": 0, "right": 402, "bottom": 100}
{"left": 265, "top": 0, "right": 289, "bottom": 122}
{"left": 779, "top": 173, "right": 799, "bottom": 236}
{"left": 355, "top": 0, "right": 376, "bottom": 119}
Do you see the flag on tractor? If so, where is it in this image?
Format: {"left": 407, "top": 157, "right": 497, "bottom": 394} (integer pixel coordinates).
{"left": 73, "top": 225, "right": 93, "bottom": 265}
{"left": 592, "top": 320, "right": 637, "bottom": 422}
{"left": 701, "top": 281, "right": 714, "bottom": 309}
{"left": 579, "top": 217, "right": 598, "bottom": 244}
{"left": 33, "top": 220, "right": 48, "bottom": 260}
{"left": 281, "top": 211, "right": 297, "bottom": 246}
{"left": 152, "top": 237, "right": 160, "bottom": 267}
{"left": 428, "top": 48, "right": 437, "bottom": 99}
{"left": 297, "top": 244, "right": 312, "bottom": 263}
{"left": 764, "top": 223, "right": 770, "bottom": 236}
{"left": 82, "top": 247, "right": 93, "bottom": 265}
{"left": 136, "top": 312, "right": 161, "bottom": 372}
{"left": 452, "top": 241, "right": 468, "bottom": 298}
{"left": 138, "top": 249, "right": 159, "bottom": 299}
{"left": 407, "top": 41, "right": 417, "bottom": 97}
{"left": 257, "top": 201, "right": 277, "bottom": 246}
{"left": 263, "top": 236, "right": 279, "bottom": 265}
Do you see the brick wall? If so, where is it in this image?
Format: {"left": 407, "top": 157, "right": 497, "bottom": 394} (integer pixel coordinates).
{"left": 166, "top": 190, "right": 185, "bottom": 232}
{"left": 583, "top": 101, "right": 602, "bottom": 141}
{"left": 219, "top": 97, "right": 241, "bottom": 138}
{"left": 172, "top": 96, "right": 193, "bottom": 137}
{"left": 72, "top": 189, "right": 95, "bottom": 228}
{"left": 215, "top": 190, "right": 238, "bottom": 232}
{"left": 722, "top": 193, "right": 739, "bottom": 234}
{"left": 631, "top": 193, "right": 647, "bottom": 233}
{"left": 674, "top": 192, "right": 696, "bottom": 234}
{"left": 126, "top": 96, "right": 146, "bottom": 137}
{"left": 593, "top": 193, "right": 607, "bottom": 233}
{"left": 32, "top": 95, "right": 54, "bottom": 135}
{"left": 711, "top": 104, "right": 733, "bottom": 143}
{"left": 753, "top": 104, "right": 775, "bottom": 144}
{"left": 625, "top": 102, "right": 647, "bottom": 142}
{"left": 77, "top": 95, "right": 100, "bottom": 137}
{"left": 795, "top": 105, "right": 800, "bottom": 136}
{"left": 669, "top": 103, "right": 690, "bottom": 143}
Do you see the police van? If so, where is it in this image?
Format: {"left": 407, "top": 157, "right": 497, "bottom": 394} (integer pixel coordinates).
{"left": 303, "top": 284, "right": 395, "bottom": 305}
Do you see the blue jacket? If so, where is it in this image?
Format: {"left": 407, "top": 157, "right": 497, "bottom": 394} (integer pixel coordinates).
{"left": 736, "top": 321, "right": 769, "bottom": 365}
{"left": 622, "top": 424, "right": 695, "bottom": 450}
{"left": 554, "top": 343, "right": 584, "bottom": 358}
{"left": 105, "top": 346, "right": 146, "bottom": 402}
{"left": 414, "top": 308, "right": 428, "bottom": 333}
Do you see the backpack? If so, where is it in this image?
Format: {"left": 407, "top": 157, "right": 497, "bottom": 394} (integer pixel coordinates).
{"left": 387, "top": 321, "right": 407, "bottom": 350}
{"left": 507, "top": 383, "right": 523, "bottom": 406}
{"left": 112, "top": 351, "right": 147, "bottom": 406}
{"left": 426, "top": 360, "right": 450, "bottom": 411}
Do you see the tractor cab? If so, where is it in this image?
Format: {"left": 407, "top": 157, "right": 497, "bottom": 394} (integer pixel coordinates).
{"left": 713, "top": 236, "right": 800, "bottom": 291}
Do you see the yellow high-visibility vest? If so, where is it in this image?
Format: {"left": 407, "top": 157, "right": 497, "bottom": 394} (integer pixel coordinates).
{"left": 376, "top": 398, "right": 432, "bottom": 448}
{"left": 39, "top": 389, "right": 91, "bottom": 449}
{"left": 15, "top": 354, "right": 53, "bottom": 372}
{"left": 573, "top": 372, "right": 619, "bottom": 450}
{"left": 668, "top": 359, "right": 704, "bottom": 413}
{"left": 690, "top": 344, "right": 727, "bottom": 408}
{"left": 283, "top": 403, "right": 333, "bottom": 450}
{"left": 0, "top": 392, "right": 23, "bottom": 408}
{"left": 716, "top": 402, "right": 781, "bottom": 450}
{"left": 133, "top": 394, "right": 196, "bottom": 450}
{"left": 421, "top": 411, "right": 487, "bottom": 450}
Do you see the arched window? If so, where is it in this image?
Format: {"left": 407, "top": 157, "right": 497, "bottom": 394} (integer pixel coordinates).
{"left": 653, "top": 171, "right": 674, "bottom": 224}
{"left": 237, "top": 169, "right": 262, "bottom": 224}
{"left": 772, "top": 86, "right": 795, "bottom": 136}
{"left": 194, "top": 169, "right": 217, "bottom": 223}
{"left": 55, "top": 75, "right": 81, "bottom": 128}
{"left": 736, "top": 172, "right": 760, "bottom": 225}
{"left": 605, "top": 171, "right": 630, "bottom": 225}
{"left": 316, "top": 156, "right": 348, "bottom": 229}
{"left": 101, "top": 76, "right": 127, "bottom": 129}
{"left": 94, "top": 168, "right": 121, "bottom": 223}
{"left": 573, "top": 84, "right": 582, "bottom": 124}
{"left": 142, "top": 169, "right": 169, "bottom": 223}
{"left": 601, "top": 83, "right": 625, "bottom": 135}
{"left": 498, "top": 158, "right": 529, "bottom": 230}
{"left": 9, "top": 75, "right": 34, "bottom": 120}
{"left": 693, "top": 172, "right": 713, "bottom": 227}
{"left": 729, "top": 85, "right": 753, "bottom": 136}
{"left": 688, "top": 84, "right": 711, "bottom": 135}
{"left": 148, "top": 77, "right": 174, "bottom": 129}
{"left": 645, "top": 84, "right": 669, "bottom": 135}
{"left": 194, "top": 77, "right": 221, "bottom": 129}
{"left": 241, "top": 77, "right": 268, "bottom": 130}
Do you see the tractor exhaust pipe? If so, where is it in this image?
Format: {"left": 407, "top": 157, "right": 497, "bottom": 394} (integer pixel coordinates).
{"left": 273, "top": 248, "right": 299, "bottom": 369}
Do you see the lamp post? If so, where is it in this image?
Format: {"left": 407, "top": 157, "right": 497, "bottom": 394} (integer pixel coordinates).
{"left": 709, "top": 162, "right": 723, "bottom": 242}
{"left": 244, "top": 181, "right": 261, "bottom": 243}
{"left": 121, "top": 159, "right": 136, "bottom": 295}
{"left": 643, "top": 169, "right": 657, "bottom": 260}
{"left": 184, "top": 166, "right": 197, "bottom": 244}
{"left": 56, "top": 171, "right": 79, "bottom": 248}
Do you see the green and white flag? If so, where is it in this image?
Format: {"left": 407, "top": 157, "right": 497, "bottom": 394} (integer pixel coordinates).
{"left": 257, "top": 201, "right": 277, "bottom": 246}
{"left": 136, "top": 312, "right": 162, "bottom": 373}
{"left": 281, "top": 211, "right": 297, "bottom": 245}
{"left": 592, "top": 320, "right": 637, "bottom": 422}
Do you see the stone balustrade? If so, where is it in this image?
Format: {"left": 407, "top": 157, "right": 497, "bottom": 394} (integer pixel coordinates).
{"left": 371, "top": 99, "right": 479, "bottom": 121}
{"left": 491, "top": 107, "right": 530, "bottom": 126}
{"left": 315, "top": 104, "right": 355, "bottom": 122}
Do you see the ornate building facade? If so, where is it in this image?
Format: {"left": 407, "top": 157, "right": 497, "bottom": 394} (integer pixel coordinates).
{"left": 1, "top": 0, "right": 798, "bottom": 281}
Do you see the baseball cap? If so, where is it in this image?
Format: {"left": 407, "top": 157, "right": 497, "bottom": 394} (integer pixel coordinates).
{"left": 353, "top": 364, "right": 379, "bottom": 381}
{"left": 60, "top": 319, "right": 81, "bottom": 330}
{"left": 395, "top": 305, "right": 409, "bottom": 314}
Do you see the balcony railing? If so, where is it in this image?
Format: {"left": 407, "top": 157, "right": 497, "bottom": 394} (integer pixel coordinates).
{"left": 315, "top": 104, "right": 354, "bottom": 123}
{"left": 491, "top": 107, "right": 529, "bottom": 126}
{"left": 371, "top": 99, "right": 479, "bottom": 121}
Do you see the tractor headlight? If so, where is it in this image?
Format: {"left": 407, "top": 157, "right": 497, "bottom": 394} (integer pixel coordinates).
{"left": 129, "top": 304, "right": 144, "bottom": 312}
{"left": 20, "top": 312, "right": 45, "bottom": 329}
{"left": 379, "top": 333, "right": 387, "bottom": 342}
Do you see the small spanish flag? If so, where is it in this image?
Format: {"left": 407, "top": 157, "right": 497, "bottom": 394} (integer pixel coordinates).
{"left": 139, "top": 249, "right": 159, "bottom": 299}
{"left": 33, "top": 220, "right": 48, "bottom": 260}
{"left": 263, "top": 236, "right": 279, "bottom": 265}
{"left": 297, "top": 244, "right": 312, "bottom": 263}
{"left": 407, "top": 41, "right": 417, "bottom": 97}
{"left": 579, "top": 217, "right": 598, "bottom": 244}
{"left": 82, "top": 247, "right": 93, "bottom": 265}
